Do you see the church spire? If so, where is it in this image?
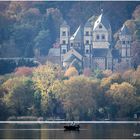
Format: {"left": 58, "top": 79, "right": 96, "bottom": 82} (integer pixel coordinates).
{"left": 101, "top": 8, "right": 103, "bottom": 15}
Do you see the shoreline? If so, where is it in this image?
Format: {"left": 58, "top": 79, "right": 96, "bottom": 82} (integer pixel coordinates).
{"left": 0, "top": 121, "right": 140, "bottom": 124}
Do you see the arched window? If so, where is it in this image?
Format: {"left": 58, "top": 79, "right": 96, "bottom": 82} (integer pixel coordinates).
{"left": 86, "top": 49, "right": 89, "bottom": 54}
{"left": 85, "top": 31, "right": 89, "bottom": 36}
{"left": 96, "top": 35, "right": 100, "bottom": 40}
{"left": 62, "top": 49, "right": 66, "bottom": 54}
{"left": 86, "top": 40, "right": 89, "bottom": 44}
{"left": 62, "top": 31, "right": 66, "bottom": 36}
{"left": 122, "top": 41, "right": 125, "bottom": 45}
{"left": 62, "top": 40, "right": 66, "bottom": 44}
{"left": 102, "top": 34, "right": 105, "bottom": 40}
{"left": 99, "top": 24, "right": 102, "bottom": 29}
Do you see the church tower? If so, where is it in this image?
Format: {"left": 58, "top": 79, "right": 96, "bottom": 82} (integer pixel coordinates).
{"left": 92, "top": 10, "right": 112, "bottom": 49}
{"left": 119, "top": 24, "right": 132, "bottom": 67}
{"left": 60, "top": 21, "right": 70, "bottom": 65}
{"left": 83, "top": 20, "right": 92, "bottom": 68}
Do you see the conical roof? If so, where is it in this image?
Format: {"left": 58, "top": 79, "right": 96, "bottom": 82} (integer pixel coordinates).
{"left": 70, "top": 26, "right": 82, "bottom": 41}
{"left": 85, "top": 20, "right": 92, "bottom": 27}
{"left": 94, "top": 13, "right": 111, "bottom": 30}
{"left": 120, "top": 24, "right": 130, "bottom": 35}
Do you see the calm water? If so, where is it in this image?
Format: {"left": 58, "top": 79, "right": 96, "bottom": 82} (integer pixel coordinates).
{"left": 0, "top": 122, "right": 140, "bottom": 139}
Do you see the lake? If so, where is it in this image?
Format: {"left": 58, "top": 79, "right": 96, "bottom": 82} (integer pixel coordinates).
{"left": 0, "top": 121, "right": 140, "bottom": 139}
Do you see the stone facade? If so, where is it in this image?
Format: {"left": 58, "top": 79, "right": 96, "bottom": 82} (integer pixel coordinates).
{"left": 49, "top": 11, "right": 132, "bottom": 71}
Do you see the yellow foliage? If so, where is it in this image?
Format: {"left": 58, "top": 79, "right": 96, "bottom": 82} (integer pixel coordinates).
{"left": 32, "top": 63, "right": 56, "bottom": 94}
{"left": 64, "top": 67, "right": 78, "bottom": 78}
{"left": 122, "top": 69, "right": 134, "bottom": 81}
{"left": 102, "top": 70, "right": 112, "bottom": 77}
{"left": 110, "top": 82, "right": 136, "bottom": 96}
{"left": 2, "top": 76, "right": 29, "bottom": 93}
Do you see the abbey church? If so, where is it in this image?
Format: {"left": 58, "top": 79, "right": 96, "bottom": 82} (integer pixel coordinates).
{"left": 48, "top": 11, "right": 132, "bottom": 71}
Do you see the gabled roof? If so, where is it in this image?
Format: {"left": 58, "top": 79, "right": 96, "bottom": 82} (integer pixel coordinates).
{"left": 63, "top": 48, "right": 83, "bottom": 61}
{"left": 120, "top": 24, "right": 131, "bottom": 35}
{"left": 70, "top": 26, "right": 82, "bottom": 41}
{"left": 63, "top": 54, "right": 77, "bottom": 62}
{"left": 93, "top": 13, "right": 111, "bottom": 30}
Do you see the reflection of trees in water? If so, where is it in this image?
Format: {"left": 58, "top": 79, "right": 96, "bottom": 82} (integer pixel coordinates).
{"left": 0, "top": 123, "right": 139, "bottom": 139}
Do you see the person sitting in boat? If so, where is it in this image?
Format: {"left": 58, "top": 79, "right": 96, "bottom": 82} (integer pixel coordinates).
{"left": 69, "top": 122, "right": 75, "bottom": 126}
{"left": 71, "top": 122, "right": 75, "bottom": 126}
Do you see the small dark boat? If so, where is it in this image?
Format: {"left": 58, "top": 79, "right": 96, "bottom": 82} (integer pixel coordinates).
{"left": 64, "top": 124, "right": 80, "bottom": 131}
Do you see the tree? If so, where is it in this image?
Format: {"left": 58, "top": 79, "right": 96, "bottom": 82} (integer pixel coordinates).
{"left": 131, "top": 41, "right": 140, "bottom": 69}
{"left": 14, "top": 66, "right": 33, "bottom": 76}
{"left": 130, "top": 66, "right": 140, "bottom": 95}
{"left": 132, "top": 5, "right": 140, "bottom": 19}
{"left": 34, "top": 30, "right": 51, "bottom": 56}
{"left": 122, "top": 69, "right": 134, "bottom": 83}
{"left": 2, "top": 77, "right": 34, "bottom": 116}
{"left": 59, "top": 76, "right": 99, "bottom": 120}
{"left": 101, "top": 73, "right": 122, "bottom": 91}
{"left": 45, "top": 8, "right": 63, "bottom": 39}
{"left": 64, "top": 67, "right": 78, "bottom": 78}
{"left": 32, "top": 63, "right": 62, "bottom": 117}
{"left": 102, "top": 70, "right": 113, "bottom": 78}
{"left": 106, "top": 82, "right": 138, "bottom": 118}
{"left": 83, "top": 68, "right": 91, "bottom": 77}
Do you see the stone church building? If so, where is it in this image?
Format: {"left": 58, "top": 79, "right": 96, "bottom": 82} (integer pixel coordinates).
{"left": 48, "top": 11, "right": 132, "bottom": 71}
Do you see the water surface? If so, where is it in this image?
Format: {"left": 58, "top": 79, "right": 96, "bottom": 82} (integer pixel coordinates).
{"left": 0, "top": 122, "right": 140, "bottom": 139}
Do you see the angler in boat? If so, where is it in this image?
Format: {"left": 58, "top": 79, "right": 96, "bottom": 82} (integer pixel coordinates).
{"left": 64, "top": 122, "right": 80, "bottom": 131}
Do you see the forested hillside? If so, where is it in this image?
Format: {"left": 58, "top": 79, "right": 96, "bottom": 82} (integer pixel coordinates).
{"left": 0, "top": 1, "right": 140, "bottom": 60}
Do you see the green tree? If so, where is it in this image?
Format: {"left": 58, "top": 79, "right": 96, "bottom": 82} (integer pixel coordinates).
{"left": 3, "top": 77, "right": 34, "bottom": 116}
{"left": 34, "top": 30, "right": 51, "bottom": 55}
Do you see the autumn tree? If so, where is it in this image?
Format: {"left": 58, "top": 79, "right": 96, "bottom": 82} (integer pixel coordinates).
{"left": 64, "top": 66, "right": 78, "bottom": 78}
{"left": 14, "top": 66, "right": 33, "bottom": 76}
{"left": 2, "top": 77, "right": 34, "bottom": 116}
{"left": 106, "top": 82, "right": 138, "bottom": 118}
{"left": 101, "top": 73, "right": 122, "bottom": 91}
{"left": 130, "top": 66, "right": 140, "bottom": 95}
{"left": 83, "top": 68, "right": 91, "bottom": 77}
{"left": 131, "top": 41, "right": 140, "bottom": 69}
{"left": 59, "top": 76, "right": 100, "bottom": 120}
{"left": 32, "top": 63, "right": 62, "bottom": 117}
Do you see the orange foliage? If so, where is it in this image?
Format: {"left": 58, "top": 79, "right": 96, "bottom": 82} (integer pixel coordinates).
{"left": 102, "top": 70, "right": 112, "bottom": 77}
{"left": 64, "top": 67, "right": 78, "bottom": 78}
{"left": 15, "top": 66, "right": 33, "bottom": 76}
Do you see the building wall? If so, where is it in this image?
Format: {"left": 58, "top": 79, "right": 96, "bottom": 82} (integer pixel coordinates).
{"left": 93, "top": 58, "right": 106, "bottom": 70}
{"left": 119, "top": 33, "right": 132, "bottom": 68}
{"left": 60, "top": 27, "right": 70, "bottom": 44}
{"left": 59, "top": 17, "right": 132, "bottom": 71}
{"left": 92, "top": 23, "right": 111, "bottom": 49}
